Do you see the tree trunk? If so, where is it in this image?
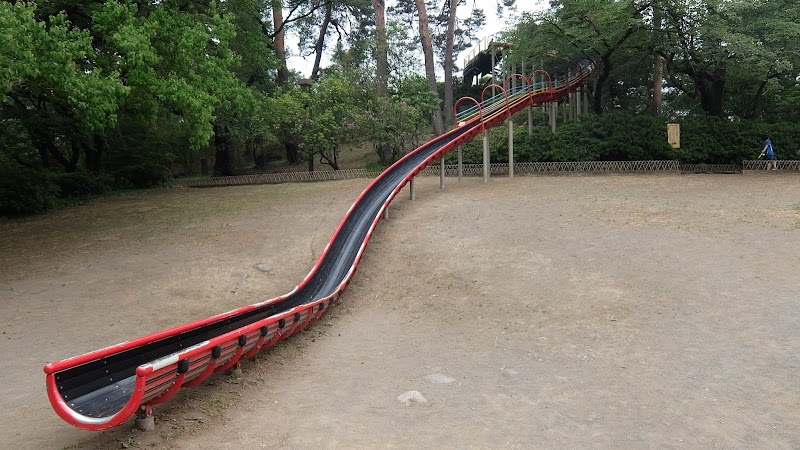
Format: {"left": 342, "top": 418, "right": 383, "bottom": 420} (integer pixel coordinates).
{"left": 648, "top": 2, "right": 663, "bottom": 116}
{"left": 443, "top": 0, "right": 458, "bottom": 126}
{"left": 743, "top": 77, "right": 769, "bottom": 119}
{"left": 593, "top": 56, "right": 612, "bottom": 114}
{"left": 85, "top": 134, "right": 104, "bottom": 173}
{"left": 273, "top": 3, "right": 289, "bottom": 85}
{"left": 683, "top": 64, "right": 726, "bottom": 116}
{"left": 311, "top": 3, "right": 332, "bottom": 80}
{"left": 649, "top": 54, "right": 663, "bottom": 115}
{"left": 285, "top": 139, "right": 299, "bottom": 164}
{"left": 69, "top": 137, "right": 82, "bottom": 171}
{"left": 414, "top": 0, "right": 444, "bottom": 136}
{"left": 213, "top": 124, "right": 235, "bottom": 176}
{"left": 46, "top": 140, "right": 75, "bottom": 173}
{"left": 372, "top": 0, "right": 388, "bottom": 96}
{"left": 695, "top": 70, "right": 726, "bottom": 116}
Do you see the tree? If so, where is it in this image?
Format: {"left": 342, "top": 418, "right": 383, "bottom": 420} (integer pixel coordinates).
{"left": 657, "top": 0, "right": 799, "bottom": 117}
{"left": 362, "top": 75, "right": 440, "bottom": 165}
{"left": 372, "top": 0, "right": 389, "bottom": 94}
{"left": 299, "top": 69, "right": 363, "bottom": 171}
{"left": 272, "top": 2, "right": 290, "bottom": 85}
{"left": 0, "top": 2, "right": 125, "bottom": 173}
{"left": 539, "top": 0, "right": 646, "bottom": 113}
{"left": 648, "top": 0, "right": 663, "bottom": 116}
{"left": 413, "top": 0, "right": 444, "bottom": 135}
{"left": 720, "top": 0, "right": 800, "bottom": 119}
{"left": 1, "top": 0, "right": 246, "bottom": 179}
{"left": 390, "top": 0, "right": 487, "bottom": 126}
{"left": 442, "top": 0, "right": 458, "bottom": 125}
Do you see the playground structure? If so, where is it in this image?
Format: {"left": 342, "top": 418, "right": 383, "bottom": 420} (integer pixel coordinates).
{"left": 462, "top": 36, "right": 511, "bottom": 86}
{"left": 43, "top": 61, "right": 594, "bottom": 431}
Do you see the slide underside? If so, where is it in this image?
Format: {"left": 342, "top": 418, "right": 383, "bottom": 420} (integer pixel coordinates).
{"left": 43, "top": 63, "right": 592, "bottom": 430}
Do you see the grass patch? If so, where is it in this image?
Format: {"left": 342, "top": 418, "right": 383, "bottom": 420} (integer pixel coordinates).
{"left": 205, "top": 394, "right": 234, "bottom": 415}
{"left": 267, "top": 158, "right": 290, "bottom": 169}
{"left": 364, "top": 160, "right": 387, "bottom": 173}
{"left": 120, "top": 438, "right": 139, "bottom": 448}
{"left": 793, "top": 204, "right": 800, "bottom": 229}
{"left": 61, "top": 442, "right": 89, "bottom": 450}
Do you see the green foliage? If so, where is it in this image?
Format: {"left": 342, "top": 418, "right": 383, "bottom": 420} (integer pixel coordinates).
{"left": 0, "top": 2, "right": 126, "bottom": 131}
{"left": 667, "top": 116, "right": 800, "bottom": 163}
{"left": 0, "top": 0, "right": 252, "bottom": 211}
{"left": 53, "top": 171, "right": 113, "bottom": 198}
{"left": 453, "top": 112, "right": 800, "bottom": 165}
{"left": 298, "top": 69, "right": 365, "bottom": 169}
{"left": 508, "top": 112, "right": 672, "bottom": 163}
{"left": 113, "top": 164, "right": 173, "bottom": 189}
{"left": 360, "top": 75, "right": 439, "bottom": 165}
{"left": 0, "top": 165, "right": 59, "bottom": 214}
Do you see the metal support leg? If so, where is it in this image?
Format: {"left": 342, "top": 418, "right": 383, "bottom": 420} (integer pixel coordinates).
{"left": 136, "top": 405, "right": 155, "bottom": 431}
{"left": 458, "top": 147, "right": 463, "bottom": 182}
{"left": 440, "top": 157, "right": 445, "bottom": 190}
{"left": 410, "top": 178, "right": 415, "bottom": 200}
{"left": 483, "top": 132, "right": 490, "bottom": 183}
{"left": 227, "top": 362, "right": 242, "bottom": 378}
{"left": 508, "top": 120, "right": 514, "bottom": 178}
{"left": 383, "top": 207, "right": 388, "bottom": 220}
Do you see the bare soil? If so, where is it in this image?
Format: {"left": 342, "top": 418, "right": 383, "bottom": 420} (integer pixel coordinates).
{"left": 1, "top": 173, "right": 799, "bottom": 449}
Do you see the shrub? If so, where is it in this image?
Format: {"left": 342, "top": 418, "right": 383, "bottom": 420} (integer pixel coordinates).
{"left": 452, "top": 112, "right": 800, "bottom": 165}
{"left": 113, "top": 164, "right": 172, "bottom": 189}
{"left": 53, "top": 171, "right": 113, "bottom": 198}
{"left": 0, "top": 165, "right": 59, "bottom": 214}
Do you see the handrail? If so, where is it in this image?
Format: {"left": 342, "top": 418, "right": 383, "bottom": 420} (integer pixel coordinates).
{"left": 463, "top": 35, "right": 497, "bottom": 69}
{"left": 528, "top": 69, "right": 554, "bottom": 101}
{"left": 454, "top": 97, "right": 485, "bottom": 130}
{"left": 456, "top": 62, "right": 590, "bottom": 129}
{"left": 503, "top": 74, "right": 531, "bottom": 100}
{"left": 481, "top": 84, "right": 511, "bottom": 121}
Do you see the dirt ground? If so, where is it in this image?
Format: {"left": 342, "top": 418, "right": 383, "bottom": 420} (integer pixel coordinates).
{"left": 1, "top": 173, "right": 799, "bottom": 449}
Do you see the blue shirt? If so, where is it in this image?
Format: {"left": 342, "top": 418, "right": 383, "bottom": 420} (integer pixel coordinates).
{"left": 763, "top": 139, "right": 774, "bottom": 156}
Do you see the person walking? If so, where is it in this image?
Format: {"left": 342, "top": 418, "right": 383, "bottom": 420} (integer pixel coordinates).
{"left": 760, "top": 135, "right": 777, "bottom": 171}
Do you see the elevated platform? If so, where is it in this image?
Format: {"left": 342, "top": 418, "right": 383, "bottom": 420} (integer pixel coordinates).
{"left": 463, "top": 36, "right": 510, "bottom": 84}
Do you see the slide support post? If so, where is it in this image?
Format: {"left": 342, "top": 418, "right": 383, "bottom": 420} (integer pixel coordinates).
{"left": 483, "top": 132, "right": 490, "bottom": 183}
{"left": 508, "top": 119, "right": 514, "bottom": 178}
{"left": 440, "top": 157, "right": 445, "bottom": 190}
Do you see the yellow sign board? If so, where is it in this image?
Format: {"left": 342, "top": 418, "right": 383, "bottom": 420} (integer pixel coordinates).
{"left": 667, "top": 123, "right": 680, "bottom": 148}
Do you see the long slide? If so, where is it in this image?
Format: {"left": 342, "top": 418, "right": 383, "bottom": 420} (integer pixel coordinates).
{"left": 44, "top": 62, "right": 593, "bottom": 430}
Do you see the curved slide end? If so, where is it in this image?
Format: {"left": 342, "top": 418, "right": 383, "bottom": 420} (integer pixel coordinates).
{"left": 45, "top": 372, "right": 144, "bottom": 430}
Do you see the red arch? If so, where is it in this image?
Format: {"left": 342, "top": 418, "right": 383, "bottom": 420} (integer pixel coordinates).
{"left": 503, "top": 74, "right": 531, "bottom": 100}
{"left": 454, "top": 96, "right": 485, "bottom": 131}
{"left": 529, "top": 69, "right": 553, "bottom": 102}
{"left": 481, "top": 84, "right": 511, "bottom": 120}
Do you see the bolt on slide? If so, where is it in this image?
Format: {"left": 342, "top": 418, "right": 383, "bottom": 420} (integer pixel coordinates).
{"left": 44, "top": 61, "right": 593, "bottom": 430}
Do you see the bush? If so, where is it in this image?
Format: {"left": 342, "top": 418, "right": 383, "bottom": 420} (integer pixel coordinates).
{"left": 53, "top": 171, "right": 113, "bottom": 198}
{"left": 450, "top": 112, "right": 800, "bottom": 165}
{"left": 113, "top": 164, "right": 172, "bottom": 189}
{"left": 671, "top": 117, "right": 800, "bottom": 163}
{"left": 0, "top": 165, "right": 59, "bottom": 214}
{"left": 516, "top": 112, "right": 672, "bottom": 162}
